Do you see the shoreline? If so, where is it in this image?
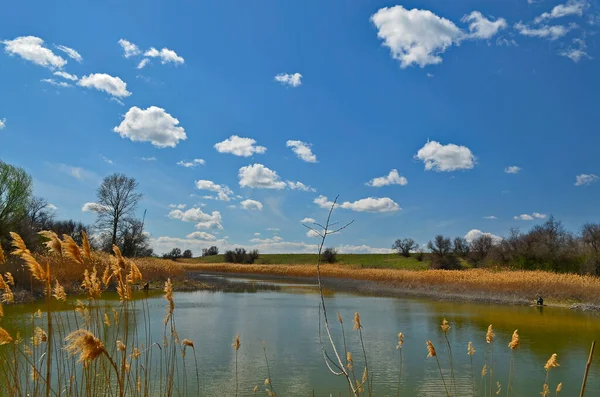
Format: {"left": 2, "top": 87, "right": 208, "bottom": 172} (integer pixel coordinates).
{"left": 181, "top": 263, "right": 600, "bottom": 312}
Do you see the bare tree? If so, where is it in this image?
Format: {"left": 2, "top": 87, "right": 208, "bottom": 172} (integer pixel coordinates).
{"left": 582, "top": 223, "right": 600, "bottom": 275}
{"left": 427, "top": 235, "right": 453, "bottom": 258}
{"left": 392, "top": 238, "right": 417, "bottom": 257}
{"left": 93, "top": 173, "right": 143, "bottom": 248}
{"left": 470, "top": 235, "right": 493, "bottom": 266}
{"left": 453, "top": 237, "right": 470, "bottom": 258}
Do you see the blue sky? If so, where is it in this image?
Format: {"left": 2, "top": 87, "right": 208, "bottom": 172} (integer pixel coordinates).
{"left": 1, "top": 0, "right": 599, "bottom": 254}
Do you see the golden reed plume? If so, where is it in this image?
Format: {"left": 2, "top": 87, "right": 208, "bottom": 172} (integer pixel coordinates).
{"left": 65, "top": 330, "right": 106, "bottom": 363}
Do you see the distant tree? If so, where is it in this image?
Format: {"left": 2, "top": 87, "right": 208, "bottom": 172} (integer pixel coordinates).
{"left": 224, "top": 248, "right": 259, "bottom": 264}
{"left": 321, "top": 247, "right": 337, "bottom": 263}
{"left": 469, "top": 235, "right": 494, "bottom": 266}
{"left": 392, "top": 238, "right": 417, "bottom": 257}
{"left": 92, "top": 173, "right": 143, "bottom": 248}
{"left": 120, "top": 219, "right": 152, "bottom": 257}
{"left": 170, "top": 248, "right": 182, "bottom": 259}
{"left": 45, "top": 219, "right": 89, "bottom": 245}
{"left": 0, "top": 161, "right": 32, "bottom": 241}
{"left": 182, "top": 249, "right": 193, "bottom": 259}
{"left": 202, "top": 246, "right": 219, "bottom": 256}
{"left": 582, "top": 223, "right": 600, "bottom": 275}
{"left": 453, "top": 237, "right": 470, "bottom": 258}
{"left": 427, "top": 235, "right": 453, "bottom": 258}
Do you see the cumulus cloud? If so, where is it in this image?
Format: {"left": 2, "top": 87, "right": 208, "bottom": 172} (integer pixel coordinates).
{"left": 46, "top": 204, "right": 58, "bottom": 211}
{"left": 177, "top": 159, "right": 205, "bottom": 168}
{"left": 214, "top": 135, "right": 267, "bottom": 157}
{"left": 366, "top": 169, "right": 408, "bottom": 187}
{"left": 78, "top": 73, "right": 131, "bottom": 98}
{"left": 239, "top": 164, "right": 287, "bottom": 189}
{"left": 462, "top": 11, "right": 508, "bottom": 39}
{"left": 504, "top": 166, "right": 521, "bottom": 174}
{"left": 306, "top": 229, "right": 321, "bottom": 238}
{"left": 240, "top": 199, "right": 263, "bottom": 211}
{"left": 274, "top": 73, "right": 302, "bottom": 87}
{"left": 169, "top": 204, "right": 187, "bottom": 209}
{"left": 53, "top": 71, "right": 78, "bottom": 81}
{"left": 286, "top": 140, "right": 317, "bottom": 163}
{"left": 337, "top": 244, "right": 395, "bottom": 254}
{"left": 534, "top": 0, "right": 588, "bottom": 23}
{"left": 249, "top": 236, "right": 284, "bottom": 244}
{"left": 0, "top": 118, "right": 5, "bottom": 130}
{"left": 144, "top": 47, "right": 184, "bottom": 65}
{"left": 195, "top": 180, "right": 233, "bottom": 201}
{"left": 301, "top": 217, "right": 316, "bottom": 223}
{"left": 267, "top": 228, "right": 280, "bottom": 232}
{"left": 141, "top": 156, "right": 156, "bottom": 161}
{"left": 560, "top": 38, "right": 591, "bottom": 62}
{"left": 54, "top": 44, "right": 82, "bottom": 63}
{"left": 41, "top": 78, "right": 72, "bottom": 88}
{"left": 575, "top": 173, "right": 598, "bottom": 186}
{"left": 514, "top": 22, "right": 570, "bottom": 40}
{"left": 415, "top": 140, "right": 475, "bottom": 172}
{"left": 168, "top": 207, "right": 223, "bottom": 229}
{"left": 286, "top": 181, "right": 316, "bottom": 192}
{"left": 113, "top": 106, "right": 187, "bottom": 148}
{"left": 186, "top": 231, "right": 217, "bottom": 241}
{"left": 137, "top": 59, "right": 150, "bottom": 69}
{"left": 484, "top": 215, "right": 498, "bottom": 220}
{"left": 464, "top": 229, "right": 502, "bottom": 243}
{"left": 314, "top": 195, "right": 401, "bottom": 213}
{"left": 118, "top": 39, "right": 141, "bottom": 58}
{"left": 514, "top": 212, "right": 547, "bottom": 220}
{"left": 82, "top": 202, "right": 109, "bottom": 212}
{"left": 3, "top": 36, "right": 66, "bottom": 69}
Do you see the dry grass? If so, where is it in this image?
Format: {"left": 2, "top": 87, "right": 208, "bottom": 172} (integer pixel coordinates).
{"left": 181, "top": 262, "right": 600, "bottom": 304}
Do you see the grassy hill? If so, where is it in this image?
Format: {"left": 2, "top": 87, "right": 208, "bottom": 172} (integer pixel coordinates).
{"left": 183, "top": 253, "right": 430, "bottom": 270}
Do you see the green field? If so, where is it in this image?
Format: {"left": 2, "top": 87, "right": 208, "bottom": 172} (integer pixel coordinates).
{"left": 184, "top": 253, "right": 430, "bottom": 270}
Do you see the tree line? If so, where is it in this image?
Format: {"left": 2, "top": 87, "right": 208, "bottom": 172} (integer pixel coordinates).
{"left": 393, "top": 216, "right": 600, "bottom": 275}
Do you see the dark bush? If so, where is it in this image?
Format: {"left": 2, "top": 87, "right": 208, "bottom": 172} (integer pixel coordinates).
{"left": 429, "top": 254, "right": 462, "bottom": 270}
{"left": 162, "top": 247, "right": 182, "bottom": 260}
{"left": 321, "top": 247, "right": 337, "bottom": 264}
{"left": 202, "top": 246, "right": 219, "bottom": 256}
{"left": 416, "top": 250, "right": 424, "bottom": 262}
{"left": 224, "top": 248, "right": 259, "bottom": 264}
{"left": 182, "top": 249, "right": 193, "bottom": 259}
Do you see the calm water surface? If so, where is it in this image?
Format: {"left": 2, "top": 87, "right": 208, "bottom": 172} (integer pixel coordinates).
{"left": 3, "top": 276, "right": 600, "bottom": 396}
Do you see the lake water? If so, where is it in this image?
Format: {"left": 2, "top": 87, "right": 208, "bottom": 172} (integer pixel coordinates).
{"left": 3, "top": 275, "right": 600, "bottom": 396}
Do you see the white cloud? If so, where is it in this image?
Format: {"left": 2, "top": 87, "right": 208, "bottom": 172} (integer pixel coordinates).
{"left": 177, "top": 159, "right": 205, "bottom": 168}
{"left": 41, "top": 78, "right": 72, "bottom": 88}
{"left": 462, "top": 11, "right": 507, "bottom": 39}
{"left": 504, "top": 166, "right": 521, "bottom": 174}
{"left": 78, "top": 73, "right": 131, "bottom": 98}
{"left": 240, "top": 199, "right": 263, "bottom": 211}
{"left": 267, "top": 228, "right": 280, "bottom": 232}
{"left": 47, "top": 204, "right": 58, "bottom": 211}
{"left": 560, "top": 38, "right": 591, "bottom": 62}
{"left": 140, "top": 156, "right": 156, "bottom": 161}
{"left": 464, "top": 229, "right": 502, "bottom": 243}
{"left": 254, "top": 232, "right": 261, "bottom": 236}
{"left": 274, "top": 73, "right": 302, "bottom": 87}
{"left": 533, "top": 212, "right": 547, "bottom": 219}
{"left": 484, "top": 215, "right": 498, "bottom": 220}
{"left": 81, "top": 202, "right": 110, "bottom": 212}
{"left": 0, "top": 118, "right": 5, "bottom": 130}
{"left": 249, "top": 236, "right": 284, "bottom": 244}
{"left": 367, "top": 169, "right": 408, "bottom": 187}
{"left": 496, "top": 37, "right": 519, "bottom": 46}
{"left": 575, "top": 173, "right": 598, "bottom": 186}
{"left": 168, "top": 207, "right": 223, "bottom": 229}
{"left": 195, "top": 180, "right": 233, "bottom": 201}
{"left": 370, "top": 6, "right": 504, "bottom": 68}
{"left": 306, "top": 229, "right": 320, "bottom": 238}
{"left": 53, "top": 71, "right": 78, "bottom": 81}
{"left": 57, "top": 164, "right": 94, "bottom": 180}
{"left": 534, "top": 0, "right": 588, "bottom": 23}
{"left": 102, "top": 156, "right": 114, "bottom": 165}
{"left": 301, "top": 217, "right": 316, "bottom": 223}
{"left": 113, "top": 106, "right": 187, "bottom": 148}
{"left": 314, "top": 195, "right": 401, "bottom": 213}
{"left": 137, "top": 59, "right": 150, "bottom": 69}
{"left": 286, "top": 181, "right": 316, "bottom": 192}
{"left": 214, "top": 135, "right": 267, "bottom": 157}
{"left": 337, "top": 245, "right": 395, "bottom": 254}
{"left": 239, "top": 164, "right": 287, "bottom": 189}
{"left": 54, "top": 44, "right": 82, "bottom": 63}
{"left": 514, "top": 22, "right": 570, "bottom": 40}
{"left": 513, "top": 212, "right": 547, "bottom": 221}
{"left": 118, "top": 39, "right": 141, "bottom": 58}
{"left": 144, "top": 47, "right": 184, "bottom": 65}
{"left": 286, "top": 140, "right": 317, "bottom": 163}
{"left": 415, "top": 140, "right": 475, "bottom": 171}
{"left": 3, "top": 36, "right": 66, "bottom": 69}
{"left": 169, "top": 204, "right": 187, "bottom": 209}
{"left": 186, "top": 231, "right": 217, "bottom": 241}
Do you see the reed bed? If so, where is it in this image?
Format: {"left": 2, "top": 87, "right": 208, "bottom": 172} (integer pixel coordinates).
{"left": 181, "top": 263, "right": 600, "bottom": 305}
